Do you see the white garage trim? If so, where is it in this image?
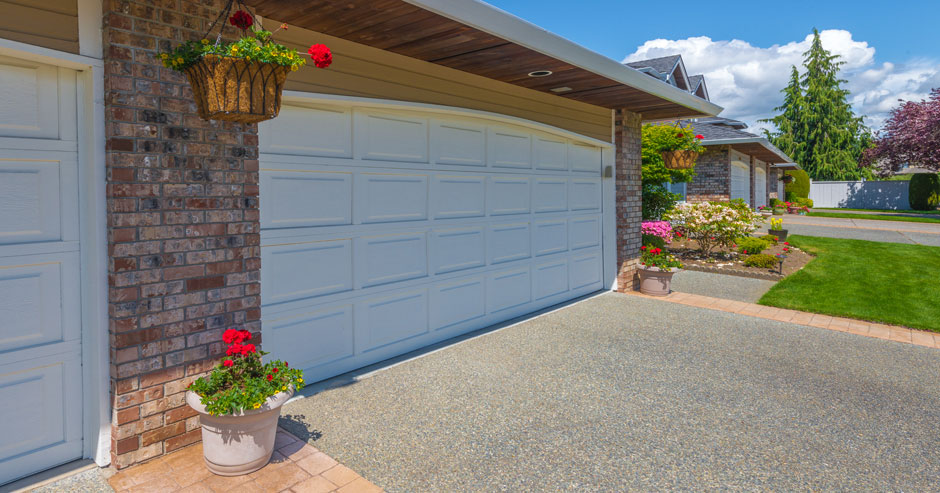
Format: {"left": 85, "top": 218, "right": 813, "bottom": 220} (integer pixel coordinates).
{"left": 0, "top": 38, "right": 110, "bottom": 468}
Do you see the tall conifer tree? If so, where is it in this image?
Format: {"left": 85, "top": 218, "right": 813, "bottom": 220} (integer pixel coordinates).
{"left": 762, "top": 29, "right": 872, "bottom": 180}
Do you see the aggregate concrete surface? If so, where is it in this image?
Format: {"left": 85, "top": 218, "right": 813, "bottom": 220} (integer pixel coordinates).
{"left": 669, "top": 270, "right": 775, "bottom": 303}
{"left": 281, "top": 293, "right": 940, "bottom": 492}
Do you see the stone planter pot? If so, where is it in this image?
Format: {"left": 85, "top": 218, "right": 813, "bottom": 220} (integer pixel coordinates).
{"left": 768, "top": 229, "right": 788, "bottom": 241}
{"left": 772, "top": 208, "right": 786, "bottom": 215}
{"left": 760, "top": 211, "right": 772, "bottom": 218}
{"left": 186, "top": 387, "right": 294, "bottom": 476}
{"left": 637, "top": 265, "right": 679, "bottom": 296}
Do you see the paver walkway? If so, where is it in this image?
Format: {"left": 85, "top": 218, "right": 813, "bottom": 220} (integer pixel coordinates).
{"left": 104, "top": 428, "right": 381, "bottom": 493}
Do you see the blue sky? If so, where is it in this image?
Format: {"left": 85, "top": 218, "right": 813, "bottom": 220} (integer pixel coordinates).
{"left": 487, "top": 0, "right": 940, "bottom": 131}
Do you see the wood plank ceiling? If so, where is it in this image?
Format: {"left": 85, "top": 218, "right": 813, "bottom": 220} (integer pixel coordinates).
{"left": 245, "top": 0, "right": 710, "bottom": 120}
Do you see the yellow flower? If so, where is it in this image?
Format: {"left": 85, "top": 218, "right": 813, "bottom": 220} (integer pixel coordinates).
{"left": 230, "top": 46, "right": 239, "bottom": 54}
{"left": 291, "top": 66, "right": 298, "bottom": 72}
{"left": 254, "top": 46, "right": 260, "bottom": 51}
{"left": 160, "top": 53, "right": 168, "bottom": 59}
{"left": 281, "top": 386, "right": 287, "bottom": 391}
{"left": 201, "top": 38, "right": 209, "bottom": 45}
{"left": 253, "top": 403, "right": 261, "bottom": 409}
{"left": 176, "top": 57, "right": 183, "bottom": 64}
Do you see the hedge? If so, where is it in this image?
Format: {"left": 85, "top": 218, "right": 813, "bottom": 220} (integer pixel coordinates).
{"left": 784, "top": 169, "right": 810, "bottom": 199}
{"left": 909, "top": 173, "right": 940, "bottom": 211}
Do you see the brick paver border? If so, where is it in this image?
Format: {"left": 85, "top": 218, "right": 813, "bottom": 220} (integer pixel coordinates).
{"left": 628, "top": 291, "right": 940, "bottom": 349}
{"left": 106, "top": 427, "right": 382, "bottom": 493}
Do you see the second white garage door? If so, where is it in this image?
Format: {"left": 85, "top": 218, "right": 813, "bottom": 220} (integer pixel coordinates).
{"left": 259, "top": 96, "right": 612, "bottom": 383}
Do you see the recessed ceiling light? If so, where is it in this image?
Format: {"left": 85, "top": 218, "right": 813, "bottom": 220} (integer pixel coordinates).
{"left": 550, "top": 86, "right": 572, "bottom": 93}
{"left": 527, "top": 70, "right": 553, "bottom": 77}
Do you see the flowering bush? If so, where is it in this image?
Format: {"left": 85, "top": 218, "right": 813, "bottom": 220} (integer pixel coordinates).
{"left": 640, "top": 246, "right": 682, "bottom": 270}
{"left": 161, "top": 12, "right": 331, "bottom": 73}
{"left": 188, "top": 329, "right": 304, "bottom": 416}
{"left": 641, "top": 221, "right": 674, "bottom": 244}
{"left": 664, "top": 201, "right": 763, "bottom": 255}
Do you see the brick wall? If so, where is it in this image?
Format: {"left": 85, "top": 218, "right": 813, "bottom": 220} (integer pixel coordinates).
{"left": 687, "top": 146, "right": 730, "bottom": 203}
{"left": 769, "top": 168, "right": 782, "bottom": 200}
{"left": 614, "top": 110, "right": 642, "bottom": 291}
{"left": 104, "top": 0, "right": 261, "bottom": 468}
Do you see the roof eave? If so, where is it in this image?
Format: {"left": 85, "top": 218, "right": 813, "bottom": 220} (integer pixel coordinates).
{"left": 701, "top": 137, "right": 794, "bottom": 164}
{"left": 402, "top": 0, "right": 723, "bottom": 118}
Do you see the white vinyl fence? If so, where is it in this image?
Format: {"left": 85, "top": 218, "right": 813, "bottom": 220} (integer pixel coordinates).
{"left": 809, "top": 180, "right": 910, "bottom": 209}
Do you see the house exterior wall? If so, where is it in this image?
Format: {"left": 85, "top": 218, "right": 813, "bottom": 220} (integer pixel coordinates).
{"left": 271, "top": 21, "right": 613, "bottom": 143}
{"left": 614, "top": 109, "right": 642, "bottom": 291}
{"left": 103, "top": 0, "right": 262, "bottom": 469}
{"left": 0, "top": 0, "right": 79, "bottom": 53}
{"left": 686, "top": 146, "right": 730, "bottom": 203}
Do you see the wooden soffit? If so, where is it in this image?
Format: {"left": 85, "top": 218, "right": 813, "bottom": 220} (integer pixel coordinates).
{"left": 728, "top": 142, "right": 789, "bottom": 164}
{"left": 245, "top": 0, "right": 720, "bottom": 120}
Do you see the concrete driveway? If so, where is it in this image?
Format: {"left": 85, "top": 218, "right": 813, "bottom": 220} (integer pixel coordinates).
{"left": 760, "top": 214, "right": 940, "bottom": 246}
{"left": 281, "top": 293, "right": 940, "bottom": 492}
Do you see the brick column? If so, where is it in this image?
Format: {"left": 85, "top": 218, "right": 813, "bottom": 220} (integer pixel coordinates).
{"left": 104, "top": 0, "right": 261, "bottom": 468}
{"left": 614, "top": 109, "right": 642, "bottom": 291}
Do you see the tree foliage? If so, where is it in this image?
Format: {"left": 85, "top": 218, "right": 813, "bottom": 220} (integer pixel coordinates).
{"left": 862, "top": 89, "right": 940, "bottom": 175}
{"left": 908, "top": 173, "right": 940, "bottom": 211}
{"left": 761, "top": 29, "right": 873, "bottom": 181}
{"left": 784, "top": 169, "right": 810, "bottom": 199}
{"left": 640, "top": 123, "right": 704, "bottom": 184}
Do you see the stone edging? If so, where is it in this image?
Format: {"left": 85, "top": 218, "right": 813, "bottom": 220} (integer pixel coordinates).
{"left": 628, "top": 291, "right": 940, "bottom": 349}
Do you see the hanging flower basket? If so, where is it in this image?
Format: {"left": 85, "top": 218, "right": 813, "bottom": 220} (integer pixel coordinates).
{"left": 661, "top": 149, "right": 700, "bottom": 170}
{"left": 161, "top": 1, "right": 332, "bottom": 124}
{"left": 780, "top": 174, "right": 795, "bottom": 184}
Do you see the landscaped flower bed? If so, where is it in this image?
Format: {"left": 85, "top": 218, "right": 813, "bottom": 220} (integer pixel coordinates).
{"left": 666, "top": 235, "right": 813, "bottom": 279}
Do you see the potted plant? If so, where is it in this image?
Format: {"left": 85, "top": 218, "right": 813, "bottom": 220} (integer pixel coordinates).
{"left": 780, "top": 174, "right": 794, "bottom": 184}
{"left": 757, "top": 205, "right": 773, "bottom": 217}
{"left": 161, "top": 9, "right": 332, "bottom": 123}
{"left": 656, "top": 126, "right": 705, "bottom": 170}
{"left": 768, "top": 217, "right": 788, "bottom": 240}
{"left": 637, "top": 245, "right": 683, "bottom": 296}
{"left": 186, "top": 329, "right": 305, "bottom": 476}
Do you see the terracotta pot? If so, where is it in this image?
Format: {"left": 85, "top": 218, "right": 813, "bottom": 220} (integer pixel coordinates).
{"left": 183, "top": 55, "right": 290, "bottom": 124}
{"left": 187, "top": 388, "right": 294, "bottom": 476}
{"left": 768, "top": 229, "right": 788, "bottom": 241}
{"left": 637, "top": 266, "right": 679, "bottom": 296}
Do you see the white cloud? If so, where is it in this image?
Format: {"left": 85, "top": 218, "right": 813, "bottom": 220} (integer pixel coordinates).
{"left": 622, "top": 30, "right": 940, "bottom": 133}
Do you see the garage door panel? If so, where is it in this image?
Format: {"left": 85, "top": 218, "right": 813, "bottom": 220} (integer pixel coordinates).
{"left": 359, "top": 173, "right": 429, "bottom": 224}
{"left": 357, "top": 290, "right": 429, "bottom": 352}
{"left": 569, "top": 215, "right": 601, "bottom": 250}
{"left": 569, "top": 178, "right": 601, "bottom": 211}
{"left": 731, "top": 160, "right": 750, "bottom": 205}
{"left": 259, "top": 105, "right": 352, "bottom": 158}
{"left": 533, "top": 220, "right": 567, "bottom": 256}
{"left": 260, "top": 171, "right": 352, "bottom": 229}
{"left": 430, "top": 277, "right": 485, "bottom": 330}
{"left": 533, "top": 259, "right": 568, "bottom": 300}
{"left": 487, "top": 267, "right": 531, "bottom": 313}
{"left": 570, "top": 251, "right": 603, "bottom": 290}
{"left": 431, "top": 226, "right": 485, "bottom": 274}
{"left": 534, "top": 135, "right": 567, "bottom": 170}
{"left": 754, "top": 166, "right": 767, "bottom": 208}
{"left": 0, "top": 57, "right": 60, "bottom": 140}
{"left": 533, "top": 177, "right": 567, "bottom": 213}
{"left": 488, "top": 127, "right": 531, "bottom": 168}
{"left": 488, "top": 222, "right": 530, "bottom": 264}
{"left": 0, "top": 160, "right": 62, "bottom": 244}
{"left": 265, "top": 305, "right": 354, "bottom": 370}
{"left": 431, "top": 120, "right": 485, "bottom": 166}
{"left": 431, "top": 175, "right": 485, "bottom": 219}
{"left": 568, "top": 142, "right": 602, "bottom": 173}
{"left": 262, "top": 240, "right": 353, "bottom": 306}
{"left": 357, "top": 233, "right": 428, "bottom": 288}
{"left": 357, "top": 111, "right": 428, "bottom": 163}
{"left": 488, "top": 176, "right": 530, "bottom": 215}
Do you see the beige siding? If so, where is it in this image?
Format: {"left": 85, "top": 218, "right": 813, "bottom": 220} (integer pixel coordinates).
{"left": 269, "top": 21, "right": 612, "bottom": 142}
{"left": 0, "top": 0, "right": 79, "bottom": 54}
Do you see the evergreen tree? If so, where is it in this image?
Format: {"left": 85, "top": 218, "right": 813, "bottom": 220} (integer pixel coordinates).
{"left": 762, "top": 29, "right": 872, "bottom": 180}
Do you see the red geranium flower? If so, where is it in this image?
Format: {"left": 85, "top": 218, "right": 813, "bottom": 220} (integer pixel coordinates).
{"left": 641, "top": 245, "right": 647, "bottom": 250}
{"left": 273, "top": 368, "right": 278, "bottom": 373}
{"left": 240, "top": 330, "right": 252, "bottom": 341}
{"left": 223, "top": 329, "right": 239, "bottom": 344}
{"left": 229, "top": 10, "right": 253, "bottom": 30}
{"left": 226, "top": 343, "right": 242, "bottom": 356}
{"left": 308, "top": 44, "right": 332, "bottom": 68}
{"left": 784, "top": 242, "right": 790, "bottom": 245}
{"left": 223, "top": 359, "right": 234, "bottom": 367}
{"left": 695, "top": 134, "right": 704, "bottom": 139}
{"left": 267, "top": 374, "right": 273, "bottom": 381}
{"left": 677, "top": 133, "right": 684, "bottom": 138}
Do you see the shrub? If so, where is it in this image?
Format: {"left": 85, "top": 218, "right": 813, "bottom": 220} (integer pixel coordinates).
{"left": 908, "top": 173, "right": 940, "bottom": 210}
{"left": 736, "top": 236, "right": 769, "bottom": 255}
{"left": 760, "top": 234, "right": 779, "bottom": 245}
{"left": 641, "top": 220, "right": 674, "bottom": 243}
{"left": 744, "top": 253, "right": 779, "bottom": 269}
{"left": 642, "top": 234, "right": 666, "bottom": 249}
{"left": 784, "top": 169, "right": 810, "bottom": 199}
{"left": 785, "top": 190, "right": 797, "bottom": 202}
{"left": 664, "top": 201, "right": 763, "bottom": 255}
{"left": 770, "top": 198, "right": 786, "bottom": 207}
{"left": 795, "top": 197, "right": 814, "bottom": 208}
{"left": 642, "top": 183, "right": 681, "bottom": 220}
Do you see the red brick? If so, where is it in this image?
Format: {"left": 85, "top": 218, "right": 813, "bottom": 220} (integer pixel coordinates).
{"left": 186, "top": 276, "right": 225, "bottom": 291}
{"left": 115, "top": 436, "right": 139, "bottom": 454}
{"left": 140, "top": 421, "right": 186, "bottom": 447}
{"left": 165, "top": 428, "right": 201, "bottom": 452}
{"left": 139, "top": 366, "right": 184, "bottom": 388}
{"left": 116, "top": 406, "right": 140, "bottom": 425}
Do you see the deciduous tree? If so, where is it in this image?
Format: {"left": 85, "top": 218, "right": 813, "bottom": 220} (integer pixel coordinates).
{"left": 862, "top": 89, "right": 940, "bottom": 174}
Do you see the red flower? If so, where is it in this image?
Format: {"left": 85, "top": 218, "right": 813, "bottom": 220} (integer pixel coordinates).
{"left": 267, "top": 374, "right": 273, "bottom": 381}
{"left": 241, "top": 344, "right": 256, "bottom": 355}
{"left": 695, "top": 134, "right": 704, "bottom": 139}
{"left": 226, "top": 343, "right": 241, "bottom": 356}
{"left": 641, "top": 245, "right": 647, "bottom": 250}
{"left": 783, "top": 247, "right": 790, "bottom": 252}
{"left": 223, "top": 329, "right": 239, "bottom": 344}
{"left": 784, "top": 242, "right": 790, "bottom": 245}
{"left": 223, "top": 359, "right": 234, "bottom": 367}
{"left": 240, "top": 330, "right": 252, "bottom": 341}
{"left": 743, "top": 250, "right": 748, "bottom": 254}
{"left": 229, "top": 10, "right": 253, "bottom": 30}
{"left": 677, "top": 133, "right": 684, "bottom": 138}
{"left": 308, "top": 44, "right": 332, "bottom": 68}
{"left": 273, "top": 368, "right": 278, "bottom": 373}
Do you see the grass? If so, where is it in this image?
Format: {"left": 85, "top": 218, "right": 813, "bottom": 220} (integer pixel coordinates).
{"left": 758, "top": 235, "right": 940, "bottom": 332}
{"left": 884, "top": 174, "right": 914, "bottom": 181}
{"left": 815, "top": 207, "right": 940, "bottom": 214}
{"left": 807, "top": 212, "right": 940, "bottom": 224}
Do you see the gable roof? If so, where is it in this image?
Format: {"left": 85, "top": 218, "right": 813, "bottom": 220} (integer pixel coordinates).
{"left": 688, "top": 75, "right": 708, "bottom": 100}
{"left": 625, "top": 55, "right": 681, "bottom": 74}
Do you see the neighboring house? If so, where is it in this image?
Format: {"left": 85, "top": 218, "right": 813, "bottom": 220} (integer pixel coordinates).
{"left": 626, "top": 55, "right": 797, "bottom": 207}
{"left": 0, "top": 0, "right": 720, "bottom": 483}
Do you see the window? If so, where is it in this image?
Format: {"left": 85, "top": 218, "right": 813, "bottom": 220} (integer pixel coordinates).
{"left": 665, "top": 181, "right": 687, "bottom": 202}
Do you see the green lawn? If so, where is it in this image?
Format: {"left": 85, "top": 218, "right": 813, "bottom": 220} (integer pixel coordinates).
{"left": 807, "top": 212, "right": 940, "bottom": 224}
{"left": 815, "top": 207, "right": 940, "bottom": 214}
{"left": 759, "top": 235, "right": 940, "bottom": 332}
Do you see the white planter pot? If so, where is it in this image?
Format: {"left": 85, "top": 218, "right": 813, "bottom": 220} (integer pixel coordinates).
{"left": 186, "top": 388, "right": 294, "bottom": 476}
{"left": 637, "top": 266, "right": 679, "bottom": 296}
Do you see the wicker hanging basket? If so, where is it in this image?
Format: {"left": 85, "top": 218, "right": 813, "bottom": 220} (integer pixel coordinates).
{"left": 780, "top": 174, "right": 794, "bottom": 184}
{"left": 184, "top": 55, "right": 290, "bottom": 124}
{"left": 661, "top": 149, "right": 699, "bottom": 170}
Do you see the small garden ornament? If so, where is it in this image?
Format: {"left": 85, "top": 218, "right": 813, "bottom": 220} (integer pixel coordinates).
{"left": 187, "top": 329, "right": 305, "bottom": 475}
{"left": 161, "top": 0, "right": 332, "bottom": 123}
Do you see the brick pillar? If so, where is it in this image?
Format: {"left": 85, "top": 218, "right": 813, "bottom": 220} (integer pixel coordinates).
{"left": 614, "top": 109, "right": 642, "bottom": 291}
{"left": 104, "top": 0, "right": 261, "bottom": 468}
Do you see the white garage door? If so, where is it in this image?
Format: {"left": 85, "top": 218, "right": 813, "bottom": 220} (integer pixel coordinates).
{"left": 731, "top": 160, "right": 750, "bottom": 206}
{"left": 259, "top": 98, "right": 610, "bottom": 383}
{"left": 0, "top": 57, "right": 83, "bottom": 484}
{"left": 754, "top": 166, "right": 767, "bottom": 208}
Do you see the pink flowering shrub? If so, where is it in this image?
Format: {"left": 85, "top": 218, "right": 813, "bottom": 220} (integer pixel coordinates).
{"left": 641, "top": 220, "right": 674, "bottom": 243}
{"left": 664, "top": 202, "right": 763, "bottom": 255}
